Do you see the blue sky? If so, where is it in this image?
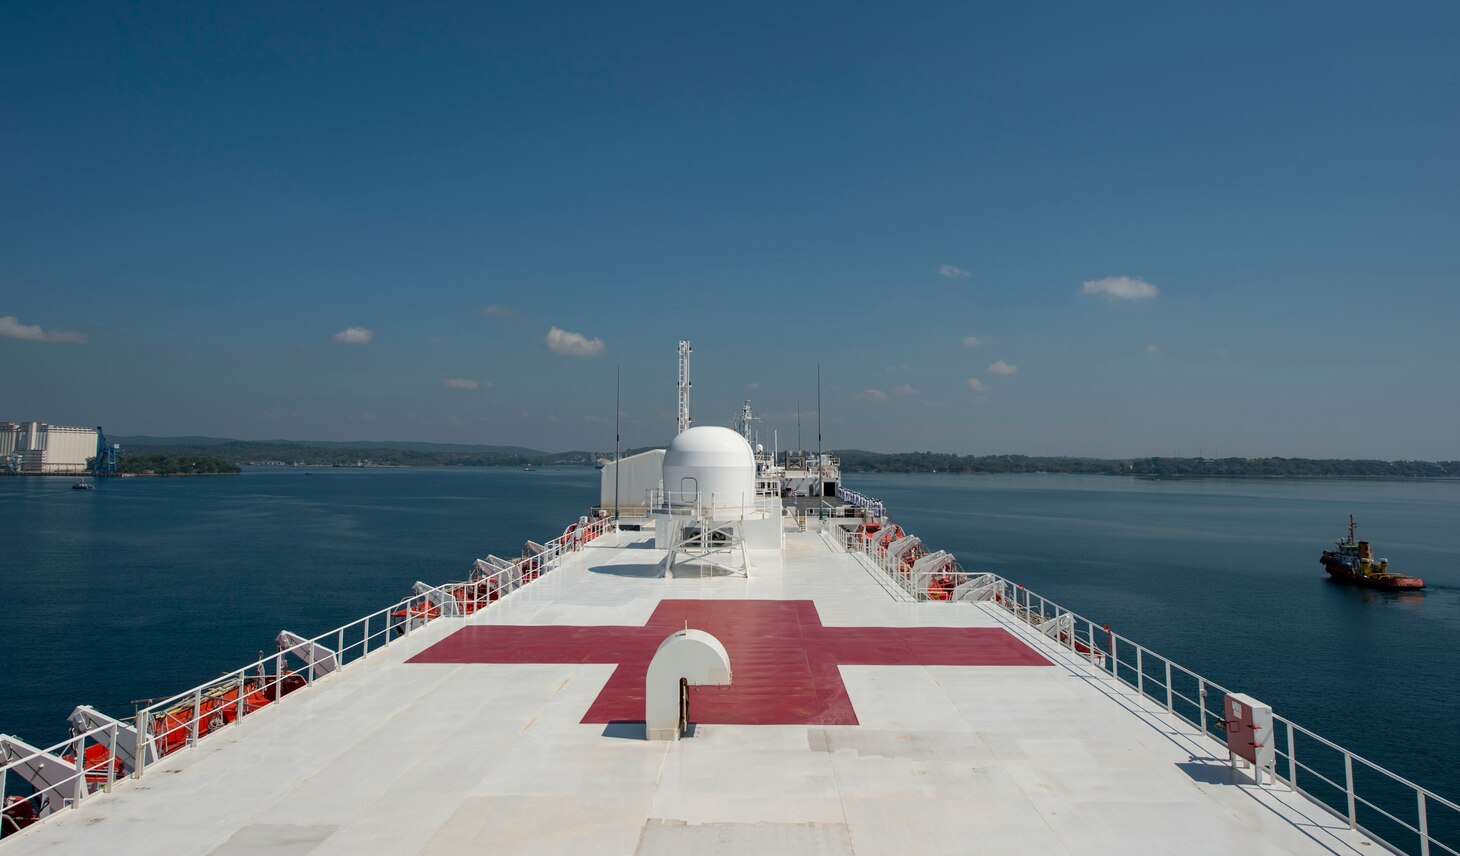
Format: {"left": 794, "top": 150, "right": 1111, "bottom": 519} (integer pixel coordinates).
{"left": 2, "top": 2, "right": 1457, "bottom": 457}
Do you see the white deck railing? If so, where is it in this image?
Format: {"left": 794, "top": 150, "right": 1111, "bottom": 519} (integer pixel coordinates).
{"left": 0, "top": 514, "right": 615, "bottom": 843}
{"left": 833, "top": 508, "right": 1459, "bottom": 856}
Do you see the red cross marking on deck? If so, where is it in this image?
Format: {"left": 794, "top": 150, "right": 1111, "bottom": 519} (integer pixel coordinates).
{"left": 409, "top": 600, "right": 1051, "bottom": 725}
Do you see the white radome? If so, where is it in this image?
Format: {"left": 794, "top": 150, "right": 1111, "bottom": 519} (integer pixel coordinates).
{"left": 662, "top": 426, "right": 755, "bottom": 513}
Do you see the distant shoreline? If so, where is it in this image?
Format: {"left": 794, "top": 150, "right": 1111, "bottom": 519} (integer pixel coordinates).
{"left": 0, "top": 472, "right": 240, "bottom": 478}
{"left": 93, "top": 438, "right": 1459, "bottom": 482}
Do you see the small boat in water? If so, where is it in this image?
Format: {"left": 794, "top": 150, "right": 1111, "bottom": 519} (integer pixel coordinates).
{"left": 1320, "top": 515, "right": 1424, "bottom": 590}
{"left": 71, "top": 481, "right": 94, "bottom": 490}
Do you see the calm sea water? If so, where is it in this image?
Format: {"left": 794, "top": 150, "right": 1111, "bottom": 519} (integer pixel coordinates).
{"left": 3, "top": 469, "right": 1457, "bottom": 805}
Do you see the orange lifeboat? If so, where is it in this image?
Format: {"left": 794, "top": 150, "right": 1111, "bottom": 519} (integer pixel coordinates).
{"left": 73, "top": 671, "right": 308, "bottom": 777}
{"left": 59, "top": 742, "right": 125, "bottom": 785}
{"left": 450, "top": 577, "right": 500, "bottom": 614}
{"left": 1, "top": 797, "right": 38, "bottom": 838}
{"left": 150, "top": 673, "right": 306, "bottom": 756}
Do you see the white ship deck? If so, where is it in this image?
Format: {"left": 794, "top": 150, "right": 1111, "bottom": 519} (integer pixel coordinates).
{"left": 4, "top": 526, "right": 1378, "bottom": 855}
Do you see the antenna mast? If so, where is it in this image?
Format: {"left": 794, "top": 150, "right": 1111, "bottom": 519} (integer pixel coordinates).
{"left": 735, "top": 400, "right": 758, "bottom": 443}
{"left": 614, "top": 364, "right": 621, "bottom": 524}
{"left": 677, "top": 340, "right": 692, "bottom": 434}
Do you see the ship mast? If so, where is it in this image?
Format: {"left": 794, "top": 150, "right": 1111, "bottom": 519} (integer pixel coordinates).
{"left": 735, "top": 400, "right": 758, "bottom": 444}
{"left": 677, "top": 340, "right": 692, "bottom": 434}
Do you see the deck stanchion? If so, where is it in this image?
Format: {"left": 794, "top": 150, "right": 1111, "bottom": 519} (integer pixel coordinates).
{"left": 71, "top": 734, "right": 85, "bottom": 808}
{"left": 1198, "top": 680, "right": 1208, "bottom": 737}
{"left": 1287, "top": 721, "right": 1297, "bottom": 789}
{"left": 105, "top": 723, "right": 118, "bottom": 792}
{"left": 1417, "top": 791, "right": 1430, "bottom": 856}
{"left": 274, "top": 651, "right": 285, "bottom": 701}
{"left": 1345, "top": 753, "right": 1357, "bottom": 828}
{"left": 1105, "top": 625, "right": 1114, "bottom": 677}
{"left": 1165, "top": 662, "right": 1174, "bottom": 714}
{"left": 132, "top": 711, "right": 148, "bottom": 779}
{"left": 1136, "top": 648, "right": 1145, "bottom": 698}
{"left": 337, "top": 628, "right": 345, "bottom": 667}
{"left": 190, "top": 688, "right": 202, "bottom": 745}
{"left": 236, "top": 669, "right": 247, "bottom": 722}
{"left": 364, "top": 613, "right": 372, "bottom": 656}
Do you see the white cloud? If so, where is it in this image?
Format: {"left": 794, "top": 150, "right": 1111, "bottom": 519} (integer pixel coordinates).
{"left": 482, "top": 304, "right": 517, "bottom": 319}
{"left": 960, "top": 335, "right": 987, "bottom": 347}
{"left": 1081, "top": 276, "right": 1159, "bottom": 301}
{"left": 855, "top": 388, "right": 888, "bottom": 401}
{"left": 0, "top": 315, "right": 87, "bottom": 344}
{"left": 1145, "top": 343, "right": 1160, "bottom": 354}
{"left": 333, "top": 326, "right": 374, "bottom": 344}
{"left": 747, "top": 382, "right": 760, "bottom": 390}
{"left": 442, "top": 378, "right": 483, "bottom": 390}
{"left": 938, "top": 264, "right": 971, "bottom": 279}
{"left": 965, "top": 378, "right": 989, "bottom": 392}
{"left": 892, "top": 384, "right": 918, "bottom": 395}
{"left": 545, "top": 326, "right": 604, "bottom": 356}
{"left": 987, "top": 360, "right": 1018, "bottom": 376}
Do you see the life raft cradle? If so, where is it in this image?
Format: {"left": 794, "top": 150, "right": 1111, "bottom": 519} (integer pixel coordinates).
{"left": 0, "top": 634, "right": 327, "bottom": 835}
{"left": 392, "top": 513, "right": 612, "bottom": 630}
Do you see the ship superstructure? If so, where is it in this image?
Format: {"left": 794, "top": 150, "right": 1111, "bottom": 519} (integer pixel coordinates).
{"left": 2, "top": 347, "right": 1455, "bottom": 855}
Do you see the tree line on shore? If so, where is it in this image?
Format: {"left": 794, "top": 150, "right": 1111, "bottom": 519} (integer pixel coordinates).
{"left": 109, "top": 454, "right": 242, "bottom": 475}
{"left": 104, "top": 440, "right": 1459, "bottom": 480}
{"left": 833, "top": 451, "right": 1459, "bottom": 479}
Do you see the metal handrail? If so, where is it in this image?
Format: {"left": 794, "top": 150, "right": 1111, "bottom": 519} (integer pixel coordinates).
{"left": 0, "top": 514, "right": 615, "bottom": 841}
{"left": 835, "top": 510, "right": 1457, "bottom": 856}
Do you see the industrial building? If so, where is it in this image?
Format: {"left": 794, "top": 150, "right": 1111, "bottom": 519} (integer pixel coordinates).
{"left": 0, "top": 422, "right": 104, "bottom": 475}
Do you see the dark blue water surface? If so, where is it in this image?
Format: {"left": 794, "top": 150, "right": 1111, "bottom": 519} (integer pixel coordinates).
{"left": 3, "top": 469, "right": 1457, "bottom": 818}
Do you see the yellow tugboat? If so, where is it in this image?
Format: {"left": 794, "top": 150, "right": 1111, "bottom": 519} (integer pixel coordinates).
{"left": 1320, "top": 515, "right": 1424, "bottom": 590}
